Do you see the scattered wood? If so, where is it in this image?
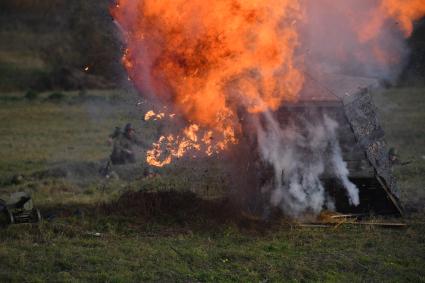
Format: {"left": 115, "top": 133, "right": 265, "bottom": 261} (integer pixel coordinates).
{"left": 297, "top": 221, "right": 407, "bottom": 229}
{"left": 329, "top": 213, "right": 368, "bottom": 219}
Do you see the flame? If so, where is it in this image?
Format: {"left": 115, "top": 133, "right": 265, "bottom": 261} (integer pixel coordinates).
{"left": 146, "top": 123, "right": 236, "bottom": 166}
{"left": 113, "top": 0, "right": 304, "bottom": 166}
{"left": 382, "top": 0, "right": 425, "bottom": 36}
{"left": 354, "top": 1, "right": 425, "bottom": 77}
{"left": 359, "top": 0, "right": 425, "bottom": 42}
{"left": 112, "top": 1, "right": 425, "bottom": 167}
{"left": 144, "top": 110, "right": 166, "bottom": 121}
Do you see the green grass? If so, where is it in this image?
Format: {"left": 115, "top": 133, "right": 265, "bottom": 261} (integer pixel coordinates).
{"left": 0, "top": 88, "right": 423, "bottom": 282}
{"left": 0, "top": 91, "right": 127, "bottom": 177}
{"left": 373, "top": 87, "right": 425, "bottom": 209}
{"left": 0, "top": 223, "right": 424, "bottom": 282}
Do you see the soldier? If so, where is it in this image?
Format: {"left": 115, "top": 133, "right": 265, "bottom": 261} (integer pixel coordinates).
{"left": 389, "top": 147, "right": 400, "bottom": 165}
{"left": 389, "top": 147, "right": 411, "bottom": 166}
{"left": 108, "top": 126, "right": 122, "bottom": 146}
{"left": 110, "top": 123, "right": 144, "bottom": 165}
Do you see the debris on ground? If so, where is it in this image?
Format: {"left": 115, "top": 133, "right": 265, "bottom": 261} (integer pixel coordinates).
{"left": 297, "top": 211, "right": 407, "bottom": 229}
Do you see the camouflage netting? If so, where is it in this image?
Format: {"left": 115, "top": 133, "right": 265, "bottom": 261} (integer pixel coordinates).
{"left": 344, "top": 90, "right": 399, "bottom": 198}
{"left": 236, "top": 73, "right": 403, "bottom": 215}
{"left": 318, "top": 74, "right": 401, "bottom": 207}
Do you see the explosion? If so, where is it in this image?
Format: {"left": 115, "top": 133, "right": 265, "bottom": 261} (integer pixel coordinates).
{"left": 111, "top": 0, "right": 424, "bottom": 217}
{"left": 112, "top": 0, "right": 424, "bottom": 166}
{"left": 112, "top": 0, "right": 305, "bottom": 165}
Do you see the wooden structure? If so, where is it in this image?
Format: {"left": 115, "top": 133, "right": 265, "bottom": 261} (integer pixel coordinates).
{"left": 271, "top": 73, "right": 403, "bottom": 215}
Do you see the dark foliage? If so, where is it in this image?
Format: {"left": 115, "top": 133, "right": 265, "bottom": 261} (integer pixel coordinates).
{"left": 47, "top": 91, "right": 65, "bottom": 101}
{"left": 0, "top": 0, "right": 124, "bottom": 89}
{"left": 401, "top": 18, "right": 425, "bottom": 85}
{"left": 24, "top": 89, "right": 39, "bottom": 100}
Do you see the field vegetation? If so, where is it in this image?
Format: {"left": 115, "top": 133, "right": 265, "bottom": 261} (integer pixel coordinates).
{"left": 0, "top": 1, "right": 424, "bottom": 282}
{"left": 0, "top": 88, "right": 424, "bottom": 282}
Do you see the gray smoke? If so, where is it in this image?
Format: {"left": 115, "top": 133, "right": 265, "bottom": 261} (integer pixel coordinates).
{"left": 255, "top": 112, "right": 359, "bottom": 217}
{"left": 302, "top": 0, "right": 409, "bottom": 82}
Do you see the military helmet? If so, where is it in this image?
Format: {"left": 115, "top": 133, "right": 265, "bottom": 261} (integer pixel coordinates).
{"left": 124, "top": 123, "right": 134, "bottom": 132}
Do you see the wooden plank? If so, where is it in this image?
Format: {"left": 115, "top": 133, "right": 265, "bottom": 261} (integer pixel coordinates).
{"left": 298, "top": 221, "right": 407, "bottom": 228}
{"left": 376, "top": 175, "right": 404, "bottom": 216}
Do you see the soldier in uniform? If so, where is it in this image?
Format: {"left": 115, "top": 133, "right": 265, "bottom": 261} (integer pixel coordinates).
{"left": 110, "top": 123, "right": 144, "bottom": 165}
{"left": 389, "top": 147, "right": 411, "bottom": 166}
{"left": 108, "top": 126, "right": 122, "bottom": 145}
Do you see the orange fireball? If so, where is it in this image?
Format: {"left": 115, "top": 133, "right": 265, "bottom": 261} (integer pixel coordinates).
{"left": 112, "top": 0, "right": 304, "bottom": 126}
{"left": 112, "top": 0, "right": 425, "bottom": 166}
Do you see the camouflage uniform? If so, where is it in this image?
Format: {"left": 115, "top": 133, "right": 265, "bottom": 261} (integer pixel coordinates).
{"left": 108, "top": 127, "right": 122, "bottom": 145}
{"left": 110, "top": 124, "right": 143, "bottom": 165}
{"left": 110, "top": 126, "right": 122, "bottom": 139}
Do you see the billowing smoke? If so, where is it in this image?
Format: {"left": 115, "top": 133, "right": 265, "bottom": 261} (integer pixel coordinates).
{"left": 255, "top": 112, "right": 359, "bottom": 217}
{"left": 302, "top": 0, "right": 425, "bottom": 82}
{"left": 111, "top": 1, "right": 425, "bottom": 216}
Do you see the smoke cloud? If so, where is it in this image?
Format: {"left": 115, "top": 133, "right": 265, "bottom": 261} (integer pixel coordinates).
{"left": 255, "top": 112, "right": 359, "bottom": 217}
{"left": 302, "top": 0, "right": 425, "bottom": 82}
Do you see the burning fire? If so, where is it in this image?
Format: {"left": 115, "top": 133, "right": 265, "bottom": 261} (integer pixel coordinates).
{"left": 112, "top": 0, "right": 425, "bottom": 167}
{"left": 144, "top": 110, "right": 165, "bottom": 121}
{"left": 380, "top": 0, "right": 425, "bottom": 36}
{"left": 146, "top": 123, "right": 237, "bottom": 167}
{"left": 112, "top": 0, "right": 304, "bottom": 166}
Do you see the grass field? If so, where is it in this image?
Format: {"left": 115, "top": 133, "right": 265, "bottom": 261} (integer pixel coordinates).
{"left": 0, "top": 88, "right": 424, "bottom": 282}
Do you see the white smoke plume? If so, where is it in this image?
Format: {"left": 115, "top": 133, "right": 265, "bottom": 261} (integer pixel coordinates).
{"left": 255, "top": 112, "right": 359, "bottom": 217}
